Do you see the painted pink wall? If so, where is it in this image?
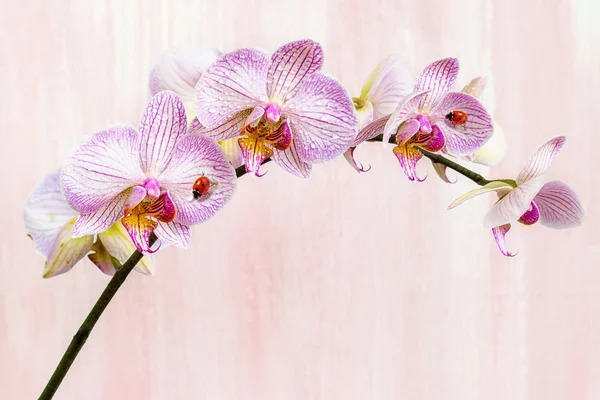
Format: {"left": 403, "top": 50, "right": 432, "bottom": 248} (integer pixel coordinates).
{"left": 1, "top": 0, "right": 599, "bottom": 399}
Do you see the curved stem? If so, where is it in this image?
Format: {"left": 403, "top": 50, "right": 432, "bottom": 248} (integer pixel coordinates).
{"left": 38, "top": 234, "right": 158, "bottom": 400}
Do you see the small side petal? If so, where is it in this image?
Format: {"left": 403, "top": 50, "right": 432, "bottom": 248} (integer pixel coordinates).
{"left": 492, "top": 224, "right": 516, "bottom": 257}
{"left": 264, "top": 121, "right": 292, "bottom": 150}
{"left": 72, "top": 190, "right": 130, "bottom": 237}
{"left": 60, "top": 126, "right": 144, "bottom": 214}
{"left": 392, "top": 144, "right": 425, "bottom": 182}
{"left": 414, "top": 58, "right": 459, "bottom": 110}
{"left": 155, "top": 221, "right": 191, "bottom": 249}
{"left": 433, "top": 92, "right": 493, "bottom": 156}
{"left": 382, "top": 91, "right": 429, "bottom": 143}
{"left": 533, "top": 181, "right": 584, "bottom": 229}
{"left": 448, "top": 181, "right": 514, "bottom": 209}
{"left": 395, "top": 118, "right": 421, "bottom": 147}
{"left": 351, "top": 115, "right": 390, "bottom": 147}
{"left": 123, "top": 185, "right": 147, "bottom": 216}
{"left": 43, "top": 220, "right": 94, "bottom": 278}
{"left": 285, "top": 73, "right": 357, "bottom": 163}
{"left": 271, "top": 140, "right": 312, "bottom": 178}
{"left": 159, "top": 135, "right": 237, "bottom": 225}
{"left": 516, "top": 136, "right": 566, "bottom": 185}
{"left": 418, "top": 124, "right": 445, "bottom": 152}
{"left": 98, "top": 221, "right": 155, "bottom": 275}
{"left": 517, "top": 201, "right": 540, "bottom": 225}
{"left": 484, "top": 176, "right": 547, "bottom": 229}
{"left": 267, "top": 39, "right": 323, "bottom": 102}
{"left": 190, "top": 110, "right": 251, "bottom": 141}
{"left": 195, "top": 48, "right": 269, "bottom": 128}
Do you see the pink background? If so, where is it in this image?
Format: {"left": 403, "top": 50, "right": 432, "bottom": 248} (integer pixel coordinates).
{"left": 2, "top": 0, "right": 599, "bottom": 399}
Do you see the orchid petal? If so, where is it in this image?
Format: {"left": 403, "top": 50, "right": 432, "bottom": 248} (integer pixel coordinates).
{"left": 123, "top": 185, "right": 147, "bottom": 216}
{"left": 533, "top": 181, "right": 584, "bottom": 229}
{"left": 483, "top": 176, "right": 547, "bottom": 229}
{"left": 238, "top": 136, "right": 273, "bottom": 176}
{"left": 60, "top": 126, "right": 144, "bottom": 214}
{"left": 285, "top": 73, "right": 357, "bottom": 163}
{"left": 418, "top": 125, "right": 445, "bottom": 152}
{"left": 159, "top": 135, "right": 237, "bottom": 225}
{"left": 355, "top": 100, "right": 374, "bottom": 130}
{"left": 190, "top": 110, "right": 251, "bottom": 141}
{"left": 43, "top": 219, "right": 94, "bottom": 278}
{"left": 382, "top": 91, "right": 429, "bottom": 143}
{"left": 492, "top": 224, "right": 516, "bottom": 257}
{"left": 460, "top": 76, "right": 487, "bottom": 98}
{"left": 267, "top": 39, "right": 323, "bottom": 102}
{"left": 516, "top": 136, "right": 566, "bottom": 185}
{"left": 360, "top": 54, "right": 413, "bottom": 120}
{"left": 219, "top": 138, "right": 244, "bottom": 169}
{"left": 155, "top": 221, "right": 191, "bottom": 249}
{"left": 469, "top": 121, "right": 507, "bottom": 166}
{"left": 88, "top": 240, "right": 118, "bottom": 276}
{"left": 351, "top": 115, "right": 390, "bottom": 147}
{"left": 245, "top": 106, "right": 265, "bottom": 127}
{"left": 72, "top": 190, "right": 130, "bottom": 237}
{"left": 395, "top": 118, "right": 421, "bottom": 146}
{"left": 392, "top": 144, "right": 425, "bottom": 182}
{"left": 518, "top": 201, "right": 540, "bottom": 225}
{"left": 121, "top": 213, "right": 159, "bottom": 253}
{"left": 149, "top": 46, "right": 222, "bottom": 112}
{"left": 137, "top": 91, "right": 187, "bottom": 176}
{"left": 195, "top": 48, "right": 269, "bottom": 128}
{"left": 432, "top": 162, "right": 456, "bottom": 184}
{"left": 24, "top": 170, "right": 79, "bottom": 258}
{"left": 98, "top": 222, "right": 155, "bottom": 275}
{"left": 448, "top": 181, "right": 514, "bottom": 209}
{"left": 343, "top": 146, "right": 371, "bottom": 173}
{"left": 264, "top": 121, "right": 292, "bottom": 151}
{"left": 271, "top": 140, "right": 312, "bottom": 178}
{"left": 414, "top": 58, "right": 459, "bottom": 110}
{"left": 141, "top": 191, "right": 177, "bottom": 223}
{"left": 433, "top": 92, "right": 493, "bottom": 156}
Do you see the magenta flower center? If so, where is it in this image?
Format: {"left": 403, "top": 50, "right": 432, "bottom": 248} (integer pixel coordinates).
{"left": 143, "top": 177, "right": 161, "bottom": 199}
{"left": 264, "top": 103, "right": 281, "bottom": 124}
{"left": 416, "top": 114, "right": 432, "bottom": 134}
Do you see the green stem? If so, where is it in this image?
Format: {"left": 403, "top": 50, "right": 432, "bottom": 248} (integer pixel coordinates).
{"left": 38, "top": 234, "right": 158, "bottom": 400}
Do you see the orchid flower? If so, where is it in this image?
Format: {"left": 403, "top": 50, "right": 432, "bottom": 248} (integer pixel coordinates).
{"left": 344, "top": 54, "right": 413, "bottom": 172}
{"left": 60, "top": 91, "right": 237, "bottom": 253}
{"left": 148, "top": 47, "right": 244, "bottom": 169}
{"left": 449, "top": 136, "right": 584, "bottom": 256}
{"left": 194, "top": 39, "right": 357, "bottom": 178}
{"left": 24, "top": 171, "right": 154, "bottom": 277}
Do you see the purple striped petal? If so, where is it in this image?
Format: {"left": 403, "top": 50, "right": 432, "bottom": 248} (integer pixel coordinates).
{"left": 351, "top": 115, "right": 390, "bottom": 146}
{"left": 43, "top": 220, "right": 94, "bottom": 278}
{"left": 195, "top": 48, "right": 269, "bottom": 128}
{"left": 343, "top": 146, "right": 371, "bottom": 173}
{"left": 267, "top": 39, "right": 323, "bottom": 102}
{"left": 516, "top": 136, "right": 566, "bottom": 185}
{"left": 483, "top": 177, "right": 547, "bottom": 229}
{"left": 414, "top": 58, "right": 459, "bottom": 110}
{"left": 238, "top": 136, "right": 273, "bottom": 177}
{"left": 124, "top": 185, "right": 147, "bottom": 215}
{"left": 492, "top": 224, "right": 516, "bottom": 257}
{"left": 518, "top": 201, "right": 540, "bottom": 225}
{"left": 155, "top": 221, "right": 191, "bottom": 249}
{"left": 393, "top": 143, "right": 425, "bottom": 182}
{"left": 138, "top": 91, "right": 187, "bottom": 175}
{"left": 382, "top": 91, "right": 429, "bottom": 143}
{"left": 121, "top": 214, "right": 158, "bottom": 253}
{"left": 264, "top": 120, "right": 292, "bottom": 150}
{"left": 72, "top": 190, "right": 130, "bottom": 237}
{"left": 285, "top": 73, "right": 357, "bottom": 163}
{"left": 433, "top": 92, "right": 493, "bottom": 156}
{"left": 24, "top": 170, "right": 79, "bottom": 258}
{"left": 533, "top": 181, "right": 584, "bottom": 229}
{"left": 395, "top": 118, "right": 421, "bottom": 146}
{"left": 190, "top": 110, "right": 251, "bottom": 141}
{"left": 417, "top": 124, "right": 445, "bottom": 152}
{"left": 61, "top": 127, "right": 144, "bottom": 214}
{"left": 271, "top": 140, "right": 312, "bottom": 178}
{"left": 97, "top": 222, "right": 155, "bottom": 275}
{"left": 361, "top": 54, "right": 413, "bottom": 120}
{"left": 158, "top": 135, "right": 236, "bottom": 225}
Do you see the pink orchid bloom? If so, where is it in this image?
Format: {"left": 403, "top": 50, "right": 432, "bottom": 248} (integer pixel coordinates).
{"left": 344, "top": 54, "right": 413, "bottom": 172}
{"left": 24, "top": 171, "right": 154, "bottom": 277}
{"left": 194, "top": 39, "right": 357, "bottom": 178}
{"left": 449, "top": 136, "right": 584, "bottom": 256}
{"left": 60, "top": 91, "right": 237, "bottom": 253}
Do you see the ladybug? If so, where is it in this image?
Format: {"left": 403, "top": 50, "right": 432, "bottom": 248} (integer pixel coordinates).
{"left": 192, "top": 176, "right": 211, "bottom": 199}
{"left": 445, "top": 110, "right": 468, "bottom": 125}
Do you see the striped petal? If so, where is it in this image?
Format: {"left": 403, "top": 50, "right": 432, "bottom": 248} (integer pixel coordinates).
{"left": 492, "top": 224, "right": 516, "bottom": 257}
{"left": 414, "top": 58, "right": 459, "bottom": 110}
{"left": 533, "top": 181, "right": 584, "bottom": 229}
{"left": 43, "top": 219, "right": 94, "bottom": 278}
{"left": 392, "top": 143, "right": 425, "bottom": 182}
{"left": 238, "top": 136, "right": 273, "bottom": 176}
{"left": 195, "top": 48, "right": 269, "bottom": 128}
{"left": 483, "top": 176, "right": 547, "bottom": 229}
{"left": 159, "top": 135, "right": 236, "bottom": 225}
{"left": 382, "top": 91, "right": 429, "bottom": 143}
{"left": 72, "top": 190, "right": 130, "bottom": 237}
{"left": 264, "top": 121, "right": 292, "bottom": 150}
{"left": 516, "top": 136, "right": 566, "bottom": 185}
{"left": 351, "top": 115, "right": 390, "bottom": 146}
{"left": 271, "top": 140, "right": 312, "bottom": 178}
{"left": 395, "top": 118, "right": 421, "bottom": 147}
{"left": 433, "top": 92, "right": 493, "bottom": 155}
{"left": 189, "top": 110, "right": 251, "bottom": 141}
{"left": 267, "top": 39, "right": 323, "bottom": 102}
{"left": 448, "top": 181, "right": 514, "bottom": 209}
{"left": 417, "top": 124, "right": 445, "bottom": 152}
{"left": 24, "top": 170, "right": 79, "bottom": 258}
{"left": 155, "top": 221, "right": 191, "bottom": 249}
{"left": 517, "top": 201, "right": 540, "bottom": 225}
{"left": 360, "top": 54, "right": 413, "bottom": 120}
{"left": 60, "top": 126, "right": 144, "bottom": 214}
{"left": 285, "top": 73, "right": 357, "bottom": 163}
{"left": 121, "top": 214, "right": 159, "bottom": 253}
{"left": 355, "top": 100, "right": 374, "bottom": 130}
{"left": 97, "top": 221, "right": 155, "bottom": 275}
{"left": 138, "top": 91, "right": 187, "bottom": 176}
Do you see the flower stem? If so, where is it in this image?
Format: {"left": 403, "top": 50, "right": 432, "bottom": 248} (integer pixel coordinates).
{"left": 368, "top": 133, "right": 491, "bottom": 186}
{"left": 38, "top": 234, "right": 158, "bottom": 400}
